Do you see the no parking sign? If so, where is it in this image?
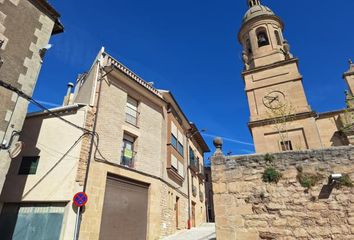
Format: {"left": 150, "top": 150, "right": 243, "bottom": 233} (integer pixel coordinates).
{"left": 73, "top": 192, "right": 88, "bottom": 207}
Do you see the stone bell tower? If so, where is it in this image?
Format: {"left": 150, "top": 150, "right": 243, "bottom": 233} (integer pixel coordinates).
{"left": 239, "top": 0, "right": 322, "bottom": 153}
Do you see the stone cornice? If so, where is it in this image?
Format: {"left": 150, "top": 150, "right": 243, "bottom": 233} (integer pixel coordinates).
{"left": 105, "top": 53, "right": 163, "bottom": 99}
{"left": 29, "top": 0, "right": 64, "bottom": 34}
{"left": 242, "top": 58, "right": 299, "bottom": 76}
{"left": 248, "top": 111, "right": 316, "bottom": 128}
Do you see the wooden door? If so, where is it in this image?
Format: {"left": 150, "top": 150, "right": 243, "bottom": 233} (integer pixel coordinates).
{"left": 175, "top": 197, "right": 179, "bottom": 229}
{"left": 192, "top": 202, "right": 196, "bottom": 227}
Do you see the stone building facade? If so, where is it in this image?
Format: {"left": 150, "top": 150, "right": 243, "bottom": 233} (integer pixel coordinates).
{"left": 76, "top": 49, "right": 210, "bottom": 240}
{"left": 0, "top": 0, "right": 63, "bottom": 198}
{"left": 0, "top": 48, "right": 210, "bottom": 239}
{"left": 0, "top": 104, "right": 88, "bottom": 239}
{"left": 205, "top": 166, "right": 215, "bottom": 222}
{"left": 239, "top": 0, "right": 354, "bottom": 153}
{"left": 211, "top": 139, "right": 354, "bottom": 240}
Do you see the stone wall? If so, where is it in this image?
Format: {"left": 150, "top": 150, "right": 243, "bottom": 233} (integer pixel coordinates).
{"left": 0, "top": 0, "right": 58, "bottom": 204}
{"left": 211, "top": 144, "right": 354, "bottom": 240}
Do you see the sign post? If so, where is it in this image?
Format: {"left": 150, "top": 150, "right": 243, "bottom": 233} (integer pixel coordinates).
{"left": 73, "top": 192, "right": 88, "bottom": 240}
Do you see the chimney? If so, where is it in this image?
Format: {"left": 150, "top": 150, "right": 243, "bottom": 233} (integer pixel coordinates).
{"left": 63, "top": 82, "right": 74, "bottom": 106}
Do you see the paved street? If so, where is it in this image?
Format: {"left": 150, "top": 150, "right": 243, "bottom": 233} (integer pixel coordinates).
{"left": 163, "top": 223, "right": 216, "bottom": 240}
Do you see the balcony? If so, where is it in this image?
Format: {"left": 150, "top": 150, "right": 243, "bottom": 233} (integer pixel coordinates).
{"left": 199, "top": 191, "right": 204, "bottom": 202}
{"left": 189, "top": 157, "right": 199, "bottom": 173}
{"left": 121, "top": 148, "right": 136, "bottom": 168}
{"left": 192, "top": 185, "right": 197, "bottom": 197}
{"left": 197, "top": 165, "right": 205, "bottom": 179}
{"left": 125, "top": 105, "right": 139, "bottom": 127}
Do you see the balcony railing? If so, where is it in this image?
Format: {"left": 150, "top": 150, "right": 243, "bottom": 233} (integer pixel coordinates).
{"left": 199, "top": 191, "right": 204, "bottom": 202}
{"left": 125, "top": 106, "right": 139, "bottom": 126}
{"left": 197, "top": 165, "right": 205, "bottom": 179}
{"left": 121, "top": 148, "right": 136, "bottom": 168}
{"left": 192, "top": 186, "right": 197, "bottom": 197}
{"left": 189, "top": 157, "right": 199, "bottom": 173}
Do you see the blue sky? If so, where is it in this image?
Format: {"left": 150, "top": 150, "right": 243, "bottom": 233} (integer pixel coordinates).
{"left": 32, "top": 0, "right": 354, "bottom": 161}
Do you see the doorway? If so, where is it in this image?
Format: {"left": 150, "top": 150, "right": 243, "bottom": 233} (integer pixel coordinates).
{"left": 99, "top": 174, "right": 149, "bottom": 240}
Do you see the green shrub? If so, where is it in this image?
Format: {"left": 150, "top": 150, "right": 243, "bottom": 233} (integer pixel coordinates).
{"left": 264, "top": 153, "right": 275, "bottom": 165}
{"left": 262, "top": 167, "right": 282, "bottom": 183}
{"left": 297, "top": 172, "right": 323, "bottom": 189}
{"left": 336, "top": 174, "right": 353, "bottom": 189}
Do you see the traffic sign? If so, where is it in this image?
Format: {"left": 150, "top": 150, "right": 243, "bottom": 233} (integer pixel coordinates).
{"left": 73, "top": 192, "right": 88, "bottom": 207}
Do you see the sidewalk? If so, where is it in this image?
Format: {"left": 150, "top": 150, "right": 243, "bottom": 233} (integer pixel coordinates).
{"left": 162, "top": 223, "right": 216, "bottom": 240}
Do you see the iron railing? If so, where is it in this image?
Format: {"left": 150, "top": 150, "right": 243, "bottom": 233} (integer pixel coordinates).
{"left": 121, "top": 148, "right": 136, "bottom": 168}
{"left": 192, "top": 186, "right": 197, "bottom": 197}
{"left": 199, "top": 191, "right": 204, "bottom": 202}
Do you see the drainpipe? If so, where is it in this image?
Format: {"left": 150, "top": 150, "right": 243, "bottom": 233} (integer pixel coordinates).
{"left": 314, "top": 113, "right": 324, "bottom": 149}
{"left": 314, "top": 113, "right": 325, "bottom": 161}
{"left": 186, "top": 139, "right": 192, "bottom": 229}
{"left": 186, "top": 127, "right": 206, "bottom": 229}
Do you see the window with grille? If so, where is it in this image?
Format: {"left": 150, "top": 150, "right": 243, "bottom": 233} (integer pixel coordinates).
{"left": 121, "top": 133, "right": 136, "bottom": 168}
{"left": 126, "top": 96, "right": 139, "bottom": 126}
{"left": 280, "top": 140, "right": 293, "bottom": 151}
{"left": 18, "top": 156, "right": 39, "bottom": 175}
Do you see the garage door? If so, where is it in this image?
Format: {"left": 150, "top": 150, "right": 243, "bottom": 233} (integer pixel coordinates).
{"left": 99, "top": 174, "right": 149, "bottom": 240}
{"left": 0, "top": 203, "right": 65, "bottom": 240}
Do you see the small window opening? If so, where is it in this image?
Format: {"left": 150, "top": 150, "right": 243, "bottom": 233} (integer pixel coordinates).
{"left": 19, "top": 156, "right": 39, "bottom": 175}
{"left": 256, "top": 28, "right": 270, "bottom": 47}
{"left": 280, "top": 140, "right": 293, "bottom": 151}
{"left": 246, "top": 39, "right": 252, "bottom": 54}
{"left": 274, "top": 30, "right": 282, "bottom": 45}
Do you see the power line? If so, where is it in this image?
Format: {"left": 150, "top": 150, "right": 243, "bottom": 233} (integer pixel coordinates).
{"left": 0, "top": 79, "right": 93, "bottom": 133}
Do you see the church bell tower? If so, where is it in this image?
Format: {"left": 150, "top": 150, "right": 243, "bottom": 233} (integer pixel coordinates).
{"left": 239, "top": 0, "right": 322, "bottom": 153}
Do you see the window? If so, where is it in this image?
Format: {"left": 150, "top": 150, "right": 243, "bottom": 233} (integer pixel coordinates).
{"left": 171, "top": 122, "right": 184, "bottom": 156}
{"left": 256, "top": 28, "right": 270, "bottom": 47}
{"left": 246, "top": 39, "right": 252, "bottom": 54}
{"left": 121, "top": 133, "right": 136, "bottom": 168}
{"left": 18, "top": 156, "right": 39, "bottom": 175}
{"left": 126, "top": 96, "right": 139, "bottom": 126}
{"left": 171, "top": 154, "right": 184, "bottom": 177}
{"left": 280, "top": 140, "right": 293, "bottom": 151}
{"left": 274, "top": 30, "right": 281, "bottom": 45}
{"left": 189, "top": 147, "right": 196, "bottom": 166}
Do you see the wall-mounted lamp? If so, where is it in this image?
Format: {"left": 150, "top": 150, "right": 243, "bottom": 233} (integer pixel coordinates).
{"left": 39, "top": 44, "right": 52, "bottom": 62}
{"left": 0, "top": 131, "right": 21, "bottom": 151}
{"left": 328, "top": 173, "right": 343, "bottom": 185}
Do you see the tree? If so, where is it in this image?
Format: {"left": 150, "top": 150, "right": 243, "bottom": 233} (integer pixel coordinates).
{"left": 266, "top": 100, "right": 296, "bottom": 151}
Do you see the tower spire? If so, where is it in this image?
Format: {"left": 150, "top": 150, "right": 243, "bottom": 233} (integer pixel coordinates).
{"left": 247, "top": 0, "right": 261, "bottom": 8}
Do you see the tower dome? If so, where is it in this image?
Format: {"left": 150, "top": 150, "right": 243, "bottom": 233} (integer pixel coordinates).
{"left": 243, "top": 4, "right": 275, "bottom": 23}
{"left": 238, "top": 0, "right": 288, "bottom": 69}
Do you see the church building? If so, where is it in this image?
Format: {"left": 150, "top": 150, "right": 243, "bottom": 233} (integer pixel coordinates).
{"left": 239, "top": 0, "right": 354, "bottom": 153}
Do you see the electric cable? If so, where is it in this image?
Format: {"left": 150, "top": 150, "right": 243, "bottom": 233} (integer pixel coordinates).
{"left": 22, "top": 132, "right": 89, "bottom": 199}
{"left": 0, "top": 79, "right": 93, "bottom": 134}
